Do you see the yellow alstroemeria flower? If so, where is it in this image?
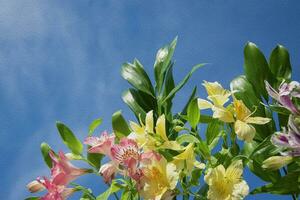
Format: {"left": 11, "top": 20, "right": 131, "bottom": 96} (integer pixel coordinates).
{"left": 233, "top": 99, "right": 271, "bottom": 142}
{"left": 172, "top": 143, "right": 205, "bottom": 175}
{"left": 129, "top": 111, "right": 182, "bottom": 151}
{"left": 198, "top": 81, "right": 235, "bottom": 123}
{"left": 140, "top": 156, "right": 179, "bottom": 200}
{"left": 204, "top": 160, "right": 249, "bottom": 200}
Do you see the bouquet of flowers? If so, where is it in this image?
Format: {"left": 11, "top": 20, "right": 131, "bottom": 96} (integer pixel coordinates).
{"left": 26, "top": 38, "right": 300, "bottom": 200}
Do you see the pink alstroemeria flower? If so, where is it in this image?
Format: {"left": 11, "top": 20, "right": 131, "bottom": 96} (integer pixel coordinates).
{"left": 99, "top": 162, "right": 118, "bottom": 184}
{"left": 111, "top": 138, "right": 140, "bottom": 179}
{"left": 27, "top": 151, "right": 87, "bottom": 199}
{"left": 272, "top": 115, "right": 300, "bottom": 156}
{"left": 265, "top": 80, "right": 300, "bottom": 115}
{"left": 50, "top": 151, "right": 88, "bottom": 186}
{"left": 84, "top": 131, "right": 115, "bottom": 157}
{"left": 37, "top": 177, "right": 75, "bottom": 200}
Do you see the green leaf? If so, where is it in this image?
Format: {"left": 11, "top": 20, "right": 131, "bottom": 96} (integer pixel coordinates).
{"left": 174, "top": 87, "right": 197, "bottom": 123}
{"left": 190, "top": 168, "right": 202, "bottom": 186}
{"left": 247, "top": 136, "right": 282, "bottom": 182}
{"left": 251, "top": 172, "right": 300, "bottom": 195}
{"left": 187, "top": 98, "right": 200, "bottom": 129}
{"left": 122, "top": 89, "right": 147, "bottom": 121}
{"left": 161, "top": 63, "right": 205, "bottom": 104}
{"left": 269, "top": 104, "right": 291, "bottom": 115}
{"left": 176, "top": 134, "right": 200, "bottom": 144}
{"left": 121, "top": 59, "right": 154, "bottom": 97}
{"left": 88, "top": 118, "right": 102, "bottom": 136}
{"left": 112, "top": 110, "right": 131, "bottom": 138}
{"left": 199, "top": 114, "right": 213, "bottom": 123}
{"left": 87, "top": 153, "right": 103, "bottom": 170}
{"left": 154, "top": 37, "right": 177, "bottom": 93}
{"left": 25, "top": 197, "right": 40, "bottom": 200}
{"left": 269, "top": 45, "right": 292, "bottom": 80}
{"left": 244, "top": 42, "right": 273, "bottom": 99}
{"left": 197, "top": 140, "right": 211, "bottom": 160}
{"left": 230, "top": 75, "right": 261, "bottom": 109}
{"left": 162, "top": 64, "right": 175, "bottom": 115}
{"left": 96, "top": 181, "right": 123, "bottom": 200}
{"left": 40, "top": 142, "right": 53, "bottom": 168}
{"left": 205, "top": 119, "right": 222, "bottom": 146}
{"left": 56, "top": 122, "right": 83, "bottom": 155}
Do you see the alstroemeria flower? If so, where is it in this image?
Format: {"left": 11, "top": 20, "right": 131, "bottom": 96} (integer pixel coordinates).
{"left": 50, "top": 151, "right": 88, "bottom": 186}
{"left": 27, "top": 177, "right": 75, "bottom": 200}
{"left": 272, "top": 115, "right": 300, "bottom": 156}
{"left": 111, "top": 138, "right": 141, "bottom": 178}
{"left": 84, "top": 131, "right": 115, "bottom": 157}
{"left": 198, "top": 81, "right": 270, "bottom": 142}
{"left": 139, "top": 155, "right": 179, "bottom": 200}
{"left": 172, "top": 143, "right": 205, "bottom": 175}
{"left": 129, "top": 111, "right": 182, "bottom": 151}
{"left": 265, "top": 80, "right": 300, "bottom": 115}
{"left": 204, "top": 160, "right": 249, "bottom": 200}
{"left": 99, "top": 162, "right": 118, "bottom": 184}
{"left": 233, "top": 99, "right": 271, "bottom": 142}
{"left": 37, "top": 177, "right": 75, "bottom": 200}
{"left": 198, "top": 81, "right": 234, "bottom": 123}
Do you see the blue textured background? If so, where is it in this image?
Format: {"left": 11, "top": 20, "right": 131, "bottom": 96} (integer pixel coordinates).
{"left": 1, "top": 1, "right": 300, "bottom": 199}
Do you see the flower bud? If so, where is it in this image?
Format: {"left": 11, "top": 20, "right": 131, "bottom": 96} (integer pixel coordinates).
{"left": 27, "top": 180, "right": 45, "bottom": 193}
{"left": 262, "top": 156, "right": 293, "bottom": 170}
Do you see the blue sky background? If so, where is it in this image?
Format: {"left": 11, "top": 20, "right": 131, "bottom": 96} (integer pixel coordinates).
{"left": 1, "top": 1, "right": 300, "bottom": 199}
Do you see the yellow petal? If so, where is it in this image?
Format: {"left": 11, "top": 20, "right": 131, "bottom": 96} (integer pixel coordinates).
{"left": 212, "top": 106, "right": 235, "bottom": 123}
{"left": 129, "top": 121, "right": 145, "bottom": 134}
{"left": 245, "top": 117, "right": 271, "bottom": 125}
{"left": 202, "top": 81, "right": 230, "bottom": 97}
{"left": 156, "top": 115, "right": 168, "bottom": 141}
{"left": 204, "top": 165, "right": 226, "bottom": 185}
{"left": 208, "top": 94, "right": 230, "bottom": 107}
{"left": 194, "top": 160, "right": 206, "bottom": 169}
{"left": 232, "top": 180, "right": 249, "bottom": 199}
{"left": 166, "top": 163, "right": 179, "bottom": 189}
{"left": 197, "top": 98, "right": 213, "bottom": 109}
{"left": 145, "top": 110, "right": 154, "bottom": 133}
{"left": 234, "top": 120, "right": 255, "bottom": 142}
{"left": 233, "top": 99, "right": 251, "bottom": 121}
{"left": 225, "top": 160, "right": 243, "bottom": 183}
{"left": 159, "top": 141, "right": 182, "bottom": 151}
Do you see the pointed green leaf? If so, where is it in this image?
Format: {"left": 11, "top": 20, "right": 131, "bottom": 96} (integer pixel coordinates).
{"left": 122, "top": 89, "right": 147, "bottom": 121}
{"left": 88, "top": 118, "right": 102, "bottom": 136}
{"left": 87, "top": 153, "right": 103, "bottom": 170}
{"left": 112, "top": 110, "right": 131, "bottom": 138}
{"left": 244, "top": 42, "right": 273, "bottom": 99}
{"left": 205, "top": 119, "right": 222, "bottom": 145}
{"left": 40, "top": 142, "right": 53, "bottom": 168}
{"left": 197, "top": 140, "right": 211, "bottom": 160}
{"left": 121, "top": 59, "right": 154, "bottom": 97}
{"left": 56, "top": 122, "right": 83, "bottom": 155}
{"left": 251, "top": 172, "right": 300, "bottom": 195}
{"left": 162, "top": 63, "right": 205, "bottom": 104}
{"left": 154, "top": 37, "right": 177, "bottom": 93}
{"left": 269, "top": 45, "right": 292, "bottom": 80}
{"left": 187, "top": 98, "right": 200, "bottom": 129}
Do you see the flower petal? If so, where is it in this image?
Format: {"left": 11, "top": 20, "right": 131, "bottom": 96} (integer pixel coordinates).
{"left": 245, "top": 117, "right": 271, "bottom": 125}
{"left": 234, "top": 120, "right": 256, "bottom": 142}
{"left": 197, "top": 98, "right": 213, "bottom": 110}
